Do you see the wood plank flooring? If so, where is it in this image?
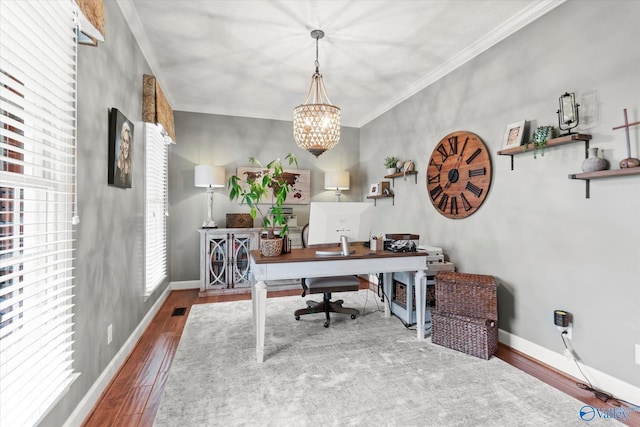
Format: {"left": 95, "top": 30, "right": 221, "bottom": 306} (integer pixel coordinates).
{"left": 82, "top": 287, "right": 639, "bottom": 426}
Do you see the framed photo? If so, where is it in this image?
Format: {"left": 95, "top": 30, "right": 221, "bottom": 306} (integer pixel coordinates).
{"left": 108, "top": 108, "right": 134, "bottom": 188}
{"left": 368, "top": 183, "right": 380, "bottom": 196}
{"left": 501, "top": 120, "right": 526, "bottom": 150}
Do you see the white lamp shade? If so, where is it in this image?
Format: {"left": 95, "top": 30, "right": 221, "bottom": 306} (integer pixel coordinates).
{"left": 324, "top": 170, "right": 350, "bottom": 190}
{"left": 194, "top": 165, "right": 225, "bottom": 188}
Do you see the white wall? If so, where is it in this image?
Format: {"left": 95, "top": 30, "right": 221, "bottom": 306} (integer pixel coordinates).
{"left": 359, "top": 0, "right": 640, "bottom": 389}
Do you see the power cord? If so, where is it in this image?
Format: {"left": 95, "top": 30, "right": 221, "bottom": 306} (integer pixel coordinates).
{"left": 560, "top": 331, "right": 638, "bottom": 408}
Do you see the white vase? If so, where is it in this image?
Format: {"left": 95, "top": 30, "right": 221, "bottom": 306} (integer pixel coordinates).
{"left": 581, "top": 147, "right": 608, "bottom": 172}
{"left": 386, "top": 167, "right": 397, "bottom": 175}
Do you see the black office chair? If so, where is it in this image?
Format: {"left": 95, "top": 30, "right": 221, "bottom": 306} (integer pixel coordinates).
{"left": 294, "top": 224, "right": 360, "bottom": 328}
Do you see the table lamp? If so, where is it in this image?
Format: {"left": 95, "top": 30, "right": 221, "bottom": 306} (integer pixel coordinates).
{"left": 324, "top": 171, "right": 349, "bottom": 202}
{"left": 194, "top": 165, "right": 225, "bottom": 228}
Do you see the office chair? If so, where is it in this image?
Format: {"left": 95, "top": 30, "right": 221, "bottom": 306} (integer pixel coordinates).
{"left": 294, "top": 224, "right": 360, "bottom": 328}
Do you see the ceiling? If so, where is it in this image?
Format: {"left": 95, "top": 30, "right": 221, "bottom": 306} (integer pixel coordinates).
{"left": 119, "top": 0, "right": 564, "bottom": 128}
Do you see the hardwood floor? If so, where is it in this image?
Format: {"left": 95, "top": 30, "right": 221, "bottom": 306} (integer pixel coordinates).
{"left": 82, "top": 287, "right": 639, "bottom": 426}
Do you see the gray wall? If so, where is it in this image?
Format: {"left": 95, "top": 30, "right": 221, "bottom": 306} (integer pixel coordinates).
{"left": 169, "top": 112, "right": 361, "bottom": 282}
{"left": 46, "top": 1, "right": 638, "bottom": 425}
{"left": 359, "top": 0, "right": 640, "bottom": 387}
{"left": 43, "top": 2, "right": 170, "bottom": 425}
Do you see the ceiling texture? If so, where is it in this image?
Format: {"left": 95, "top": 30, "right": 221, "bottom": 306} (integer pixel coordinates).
{"left": 119, "top": 0, "right": 564, "bottom": 128}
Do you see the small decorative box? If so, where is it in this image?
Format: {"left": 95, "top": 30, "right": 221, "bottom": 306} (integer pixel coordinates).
{"left": 226, "top": 213, "right": 253, "bottom": 228}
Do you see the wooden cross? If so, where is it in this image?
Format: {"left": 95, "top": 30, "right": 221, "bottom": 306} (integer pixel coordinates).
{"left": 612, "top": 108, "right": 640, "bottom": 159}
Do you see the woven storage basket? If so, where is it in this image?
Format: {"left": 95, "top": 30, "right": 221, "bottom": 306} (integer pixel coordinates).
{"left": 431, "top": 312, "right": 498, "bottom": 359}
{"left": 434, "top": 272, "right": 497, "bottom": 319}
{"left": 432, "top": 272, "right": 498, "bottom": 359}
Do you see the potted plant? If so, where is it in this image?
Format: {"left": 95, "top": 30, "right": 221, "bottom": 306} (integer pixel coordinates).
{"left": 385, "top": 156, "right": 400, "bottom": 175}
{"left": 228, "top": 153, "right": 298, "bottom": 256}
{"left": 523, "top": 126, "right": 554, "bottom": 159}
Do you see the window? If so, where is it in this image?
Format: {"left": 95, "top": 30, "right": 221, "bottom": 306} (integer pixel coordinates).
{"left": 144, "top": 123, "right": 169, "bottom": 296}
{"left": 0, "top": 1, "right": 79, "bottom": 425}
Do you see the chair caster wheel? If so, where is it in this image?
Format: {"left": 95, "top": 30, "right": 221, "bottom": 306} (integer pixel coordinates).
{"left": 295, "top": 315, "right": 300, "bottom": 320}
{"left": 324, "top": 321, "right": 330, "bottom": 328}
{"left": 351, "top": 314, "right": 356, "bottom": 319}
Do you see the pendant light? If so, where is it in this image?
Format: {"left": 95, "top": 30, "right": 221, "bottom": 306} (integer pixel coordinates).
{"left": 293, "top": 29, "right": 340, "bottom": 157}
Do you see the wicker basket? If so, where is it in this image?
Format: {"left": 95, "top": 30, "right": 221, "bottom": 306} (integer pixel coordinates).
{"left": 431, "top": 312, "right": 497, "bottom": 360}
{"left": 433, "top": 272, "right": 497, "bottom": 319}
{"left": 431, "top": 272, "right": 498, "bottom": 359}
{"left": 394, "top": 282, "right": 436, "bottom": 308}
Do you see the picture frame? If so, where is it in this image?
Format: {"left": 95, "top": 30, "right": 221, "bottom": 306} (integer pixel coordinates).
{"left": 235, "top": 167, "right": 311, "bottom": 205}
{"left": 368, "top": 183, "right": 380, "bottom": 196}
{"left": 108, "top": 108, "right": 134, "bottom": 188}
{"left": 501, "top": 120, "right": 526, "bottom": 150}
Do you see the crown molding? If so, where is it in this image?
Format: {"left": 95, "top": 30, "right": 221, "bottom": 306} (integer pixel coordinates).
{"left": 115, "top": 0, "right": 176, "bottom": 108}
{"left": 355, "top": 0, "right": 566, "bottom": 128}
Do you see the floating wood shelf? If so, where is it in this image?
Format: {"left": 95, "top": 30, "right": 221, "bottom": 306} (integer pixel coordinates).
{"left": 568, "top": 167, "right": 640, "bottom": 180}
{"left": 366, "top": 194, "right": 394, "bottom": 206}
{"left": 383, "top": 171, "right": 418, "bottom": 186}
{"left": 569, "top": 167, "right": 640, "bottom": 198}
{"left": 498, "top": 134, "right": 592, "bottom": 170}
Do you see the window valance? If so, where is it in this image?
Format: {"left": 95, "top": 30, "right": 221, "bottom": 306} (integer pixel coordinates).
{"left": 75, "top": 0, "right": 104, "bottom": 45}
{"left": 143, "top": 74, "right": 176, "bottom": 143}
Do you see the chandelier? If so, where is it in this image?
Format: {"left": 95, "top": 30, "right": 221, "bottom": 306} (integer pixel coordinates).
{"left": 293, "top": 29, "right": 340, "bottom": 157}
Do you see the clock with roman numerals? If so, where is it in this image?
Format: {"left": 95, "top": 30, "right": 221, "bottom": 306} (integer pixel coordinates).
{"left": 426, "top": 131, "right": 492, "bottom": 219}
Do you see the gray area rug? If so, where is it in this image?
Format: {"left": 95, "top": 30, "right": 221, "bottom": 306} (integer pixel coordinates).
{"left": 154, "top": 290, "right": 615, "bottom": 426}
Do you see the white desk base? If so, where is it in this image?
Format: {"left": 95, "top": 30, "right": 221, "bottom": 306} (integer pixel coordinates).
{"left": 250, "top": 252, "right": 428, "bottom": 363}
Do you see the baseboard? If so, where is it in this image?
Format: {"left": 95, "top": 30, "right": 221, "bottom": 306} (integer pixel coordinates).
{"left": 62, "top": 285, "right": 172, "bottom": 427}
{"left": 171, "top": 280, "right": 199, "bottom": 290}
{"left": 499, "top": 329, "right": 639, "bottom": 405}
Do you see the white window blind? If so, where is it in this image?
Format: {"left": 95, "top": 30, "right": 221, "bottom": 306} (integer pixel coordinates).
{"left": 144, "top": 123, "right": 168, "bottom": 296}
{"left": 0, "top": 1, "right": 79, "bottom": 425}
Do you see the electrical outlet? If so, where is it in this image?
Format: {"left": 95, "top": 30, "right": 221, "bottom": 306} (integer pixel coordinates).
{"left": 557, "top": 323, "right": 572, "bottom": 340}
{"left": 564, "top": 323, "right": 573, "bottom": 340}
{"left": 107, "top": 324, "right": 113, "bottom": 345}
{"left": 635, "top": 344, "right": 640, "bottom": 365}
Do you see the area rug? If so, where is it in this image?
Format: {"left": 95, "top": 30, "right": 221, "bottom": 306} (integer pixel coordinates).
{"left": 154, "top": 290, "right": 616, "bottom": 426}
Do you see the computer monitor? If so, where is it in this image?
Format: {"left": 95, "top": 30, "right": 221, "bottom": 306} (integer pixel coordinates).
{"left": 307, "top": 202, "right": 373, "bottom": 247}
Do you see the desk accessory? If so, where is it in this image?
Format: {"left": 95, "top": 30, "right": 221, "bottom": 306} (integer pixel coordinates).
{"left": 613, "top": 108, "right": 640, "bottom": 168}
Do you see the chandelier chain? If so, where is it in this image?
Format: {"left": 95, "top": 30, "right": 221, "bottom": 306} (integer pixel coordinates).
{"left": 315, "top": 34, "right": 320, "bottom": 73}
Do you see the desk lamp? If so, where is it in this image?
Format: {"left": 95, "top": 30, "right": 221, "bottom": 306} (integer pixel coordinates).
{"left": 324, "top": 171, "right": 349, "bottom": 202}
{"left": 194, "top": 165, "right": 225, "bottom": 228}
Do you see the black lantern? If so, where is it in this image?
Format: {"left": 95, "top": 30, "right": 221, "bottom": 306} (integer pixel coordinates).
{"left": 557, "top": 92, "right": 579, "bottom": 135}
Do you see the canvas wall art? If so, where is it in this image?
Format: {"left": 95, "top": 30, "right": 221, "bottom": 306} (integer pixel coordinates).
{"left": 108, "top": 108, "right": 134, "bottom": 188}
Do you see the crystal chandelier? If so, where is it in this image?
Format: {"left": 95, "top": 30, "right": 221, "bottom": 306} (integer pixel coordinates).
{"left": 293, "top": 29, "right": 340, "bottom": 157}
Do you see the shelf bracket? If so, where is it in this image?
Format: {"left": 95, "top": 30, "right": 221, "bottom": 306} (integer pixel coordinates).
{"left": 582, "top": 140, "right": 590, "bottom": 199}
{"left": 585, "top": 179, "right": 590, "bottom": 199}
{"left": 509, "top": 155, "right": 514, "bottom": 171}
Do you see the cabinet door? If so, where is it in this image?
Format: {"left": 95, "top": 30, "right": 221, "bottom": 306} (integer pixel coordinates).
{"left": 229, "top": 232, "right": 255, "bottom": 287}
{"left": 206, "top": 235, "right": 228, "bottom": 289}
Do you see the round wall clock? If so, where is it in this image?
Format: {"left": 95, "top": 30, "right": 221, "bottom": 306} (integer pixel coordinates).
{"left": 426, "top": 130, "right": 492, "bottom": 219}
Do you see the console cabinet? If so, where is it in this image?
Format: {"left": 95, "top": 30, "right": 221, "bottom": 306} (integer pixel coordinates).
{"left": 199, "top": 227, "right": 303, "bottom": 295}
{"left": 199, "top": 228, "right": 260, "bottom": 292}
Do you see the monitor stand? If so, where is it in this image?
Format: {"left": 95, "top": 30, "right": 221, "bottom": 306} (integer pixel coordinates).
{"left": 315, "top": 248, "right": 355, "bottom": 257}
{"left": 315, "top": 235, "right": 354, "bottom": 256}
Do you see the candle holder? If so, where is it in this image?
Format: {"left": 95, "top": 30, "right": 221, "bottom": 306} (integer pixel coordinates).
{"left": 557, "top": 92, "right": 579, "bottom": 135}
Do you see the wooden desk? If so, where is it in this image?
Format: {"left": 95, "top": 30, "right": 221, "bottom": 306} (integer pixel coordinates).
{"left": 249, "top": 246, "right": 431, "bottom": 363}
